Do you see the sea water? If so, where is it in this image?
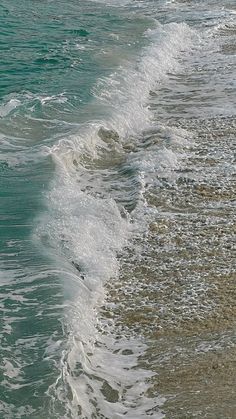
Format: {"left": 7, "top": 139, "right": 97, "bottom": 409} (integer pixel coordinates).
{"left": 0, "top": 0, "right": 235, "bottom": 417}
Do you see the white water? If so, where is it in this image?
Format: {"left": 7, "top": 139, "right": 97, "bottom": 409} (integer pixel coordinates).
{"left": 32, "top": 18, "right": 199, "bottom": 418}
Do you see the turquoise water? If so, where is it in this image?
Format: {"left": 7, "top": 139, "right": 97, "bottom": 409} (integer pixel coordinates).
{"left": 0, "top": 0, "right": 236, "bottom": 417}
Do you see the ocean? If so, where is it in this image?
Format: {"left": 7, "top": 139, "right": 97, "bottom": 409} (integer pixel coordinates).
{"left": 0, "top": 0, "right": 235, "bottom": 417}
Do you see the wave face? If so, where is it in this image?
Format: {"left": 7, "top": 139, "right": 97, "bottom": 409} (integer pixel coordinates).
{"left": 1, "top": 0, "right": 236, "bottom": 417}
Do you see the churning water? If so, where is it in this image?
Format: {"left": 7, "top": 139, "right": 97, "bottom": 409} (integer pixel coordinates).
{"left": 0, "top": 0, "right": 235, "bottom": 417}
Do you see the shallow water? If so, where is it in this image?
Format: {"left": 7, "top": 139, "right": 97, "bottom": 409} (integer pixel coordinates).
{"left": 0, "top": 0, "right": 235, "bottom": 417}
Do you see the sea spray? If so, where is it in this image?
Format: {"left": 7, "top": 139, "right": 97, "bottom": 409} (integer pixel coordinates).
{"left": 35, "top": 19, "right": 196, "bottom": 417}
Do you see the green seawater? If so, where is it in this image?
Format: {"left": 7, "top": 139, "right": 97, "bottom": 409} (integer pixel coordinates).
{"left": 0, "top": 0, "right": 236, "bottom": 418}
{"left": 0, "top": 2, "right": 154, "bottom": 416}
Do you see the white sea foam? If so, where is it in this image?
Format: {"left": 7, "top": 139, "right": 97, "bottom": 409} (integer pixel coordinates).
{"left": 89, "top": 0, "right": 131, "bottom": 6}
{"left": 2, "top": 359, "right": 21, "bottom": 379}
{"left": 0, "top": 92, "right": 68, "bottom": 118}
{"left": 0, "top": 98, "right": 21, "bottom": 118}
{"left": 50, "top": 335, "right": 166, "bottom": 418}
{"left": 92, "top": 21, "right": 195, "bottom": 137}
{"left": 38, "top": 18, "right": 196, "bottom": 417}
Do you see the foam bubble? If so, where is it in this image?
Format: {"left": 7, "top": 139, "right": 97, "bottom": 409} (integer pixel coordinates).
{"left": 0, "top": 98, "right": 21, "bottom": 118}
{"left": 92, "top": 21, "right": 195, "bottom": 137}
{"left": 38, "top": 18, "right": 196, "bottom": 417}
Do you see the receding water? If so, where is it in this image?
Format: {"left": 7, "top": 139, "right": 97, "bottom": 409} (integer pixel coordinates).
{"left": 0, "top": 0, "right": 235, "bottom": 418}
